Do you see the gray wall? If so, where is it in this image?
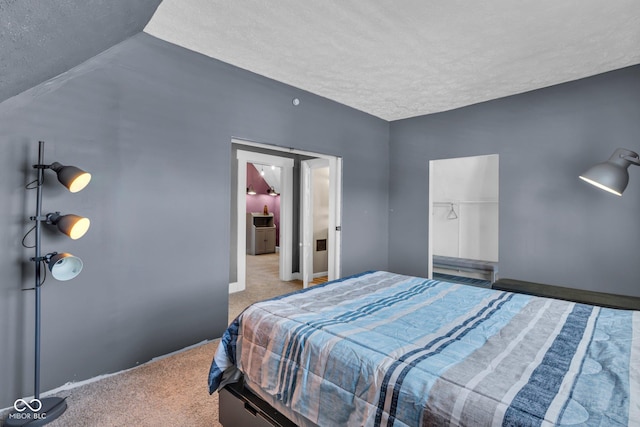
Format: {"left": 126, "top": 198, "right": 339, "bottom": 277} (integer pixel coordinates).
{"left": 0, "top": 33, "right": 389, "bottom": 408}
{"left": 389, "top": 65, "right": 640, "bottom": 296}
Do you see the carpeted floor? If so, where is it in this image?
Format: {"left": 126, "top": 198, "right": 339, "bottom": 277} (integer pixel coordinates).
{"left": 229, "top": 253, "right": 326, "bottom": 323}
{"left": 229, "top": 253, "right": 301, "bottom": 323}
{"left": 1, "top": 253, "right": 318, "bottom": 427}
{"left": 0, "top": 340, "right": 222, "bottom": 427}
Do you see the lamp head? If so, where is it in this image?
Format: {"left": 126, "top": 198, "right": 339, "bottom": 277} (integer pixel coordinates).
{"left": 46, "top": 212, "right": 91, "bottom": 239}
{"left": 47, "top": 252, "right": 83, "bottom": 281}
{"left": 579, "top": 148, "right": 639, "bottom": 196}
{"left": 247, "top": 184, "right": 257, "bottom": 195}
{"left": 50, "top": 162, "right": 91, "bottom": 192}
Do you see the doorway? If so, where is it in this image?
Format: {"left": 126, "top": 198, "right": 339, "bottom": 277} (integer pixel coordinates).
{"left": 231, "top": 140, "right": 342, "bottom": 296}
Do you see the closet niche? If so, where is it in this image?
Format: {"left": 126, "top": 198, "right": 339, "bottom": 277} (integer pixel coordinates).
{"left": 429, "top": 154, "right": 499, "bottom": 284}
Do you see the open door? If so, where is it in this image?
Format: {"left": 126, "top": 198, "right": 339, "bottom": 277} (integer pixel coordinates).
{"left": 232, "top": 138, "right": 342, "bottom": 294}
{"left": 301, "top": 158, "right": 330, "bottom": 288}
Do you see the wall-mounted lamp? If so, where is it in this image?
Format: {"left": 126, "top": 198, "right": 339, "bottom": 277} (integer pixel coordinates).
{"left": 6, "top": 141, "right": 91, "bottom": 426}
{"left": 268, "top": 186, "right": 278, "bottom": 196}
{"left": 579, "top": 148, "right": 640, "bottom": 196}
{"left": 247, "top": 184, "right": 257, "bottom": 195}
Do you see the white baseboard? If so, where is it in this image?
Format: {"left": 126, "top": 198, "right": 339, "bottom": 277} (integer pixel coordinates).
{"left": 229, "top": 282, "right": 244, "bottom": 293}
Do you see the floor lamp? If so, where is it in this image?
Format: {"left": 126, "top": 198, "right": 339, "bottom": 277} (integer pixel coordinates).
{"left": 6, "top": 141, "right": 91, "bottom": 427}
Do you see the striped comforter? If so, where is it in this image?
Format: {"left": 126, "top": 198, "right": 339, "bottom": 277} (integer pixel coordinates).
{"left": 209, "top": 271, "right": 640, "bottom": 426}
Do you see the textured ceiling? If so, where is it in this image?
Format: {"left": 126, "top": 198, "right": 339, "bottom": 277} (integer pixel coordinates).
{"left": 145, "top": 0, "right": 640, "bottom": 121}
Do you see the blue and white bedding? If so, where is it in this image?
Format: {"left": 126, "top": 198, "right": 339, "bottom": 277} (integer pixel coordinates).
{"left": 209, "top": 271, "right": 640, "bottom": 426}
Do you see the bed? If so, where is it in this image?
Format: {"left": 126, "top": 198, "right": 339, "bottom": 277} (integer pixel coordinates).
{"left": 209, "top": 270, "right": 640, "bottom": 426}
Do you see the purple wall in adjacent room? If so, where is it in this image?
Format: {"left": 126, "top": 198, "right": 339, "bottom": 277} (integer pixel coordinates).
{"left": 246, "top": 164, "right": 281, "bottom": 246}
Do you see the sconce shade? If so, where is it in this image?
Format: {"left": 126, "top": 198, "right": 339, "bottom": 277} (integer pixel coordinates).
{"left": 579, "top": 148, "right": 639, "bottom": 196}
{"left": 268, "top": 186, "right": 278, "bottom": 196}
{"left": 50, "top": 162, "right": 91, "bottom": 193}
{"left": 247, "top": 184, "right": 257, "bottom": 195}
{"left": 48, "top": 253, "right": 83, "bottom": 281}
{"left": 47, "top": 212, "right": 90, "bottom": 239}
{"left": 579, "top": 163, "right": 628, "bottom": 196}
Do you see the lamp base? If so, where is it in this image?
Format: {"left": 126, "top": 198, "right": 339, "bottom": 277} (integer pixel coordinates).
{"left": 4, "top": 397, "right": 67, "bottom": 426}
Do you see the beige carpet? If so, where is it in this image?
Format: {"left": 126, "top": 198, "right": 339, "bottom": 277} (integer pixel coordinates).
{"left": 229, "top": 253, "right": 300, "bottom": 323}
{"left": 229, "top": 253, "right": 326, "bottom": 323}
{"left": 0, "top": 340, "right": 221, "bottom": 427}
{"left": 1, "top": 253, "right": 319, "bottom": 427}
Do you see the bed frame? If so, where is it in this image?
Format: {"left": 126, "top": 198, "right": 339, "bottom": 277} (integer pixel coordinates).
{"left": 219, "top": 381, "right": 297, "bottom": 427}
{"left": 219, "top": 277, "right": 640, "bottom": 426}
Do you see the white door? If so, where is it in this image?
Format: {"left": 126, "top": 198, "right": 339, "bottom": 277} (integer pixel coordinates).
{"left": 301, "top": 158, "right": 330, "bottom": 288}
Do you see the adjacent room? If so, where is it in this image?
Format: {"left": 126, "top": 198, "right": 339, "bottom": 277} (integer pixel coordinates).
{"left": 1, "top": 1, "right": 639, "bottom": 426}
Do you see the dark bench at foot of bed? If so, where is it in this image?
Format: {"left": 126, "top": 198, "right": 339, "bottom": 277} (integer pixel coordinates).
{"left": 492, "top": 278, "right": 640, "bottom": 311}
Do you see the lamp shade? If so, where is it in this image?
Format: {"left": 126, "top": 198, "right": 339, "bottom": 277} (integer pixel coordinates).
{"left": 50, "top": 162, "right": 91, "bottom": 193}
{"left": 579, "top": 163, "right": 628, "bottom": 196}
{"left": 47, "top": 212, "right": 90, "bottom": 239}
{"left": 579, "top": 148, "right": 639, "bottom": 196}
{"left": 247, "top": 184, "right": 257, "bottom": 195}
{"left": 48, "top": 253, "right": 83, "bottom": 281}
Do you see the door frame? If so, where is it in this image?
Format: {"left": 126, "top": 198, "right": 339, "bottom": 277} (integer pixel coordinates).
{"left": 232, "top": 139, "right": 342, "bottom": 293}
{"left": 233, "top": 149, "right": 294, "bottom": 293}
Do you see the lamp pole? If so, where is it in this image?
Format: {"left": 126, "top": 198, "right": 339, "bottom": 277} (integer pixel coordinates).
{"left": 34, "top": 140, "right": 45, "bottom": 400}
{"left": 29, "top": 141, "right": 68, "bottom": 422}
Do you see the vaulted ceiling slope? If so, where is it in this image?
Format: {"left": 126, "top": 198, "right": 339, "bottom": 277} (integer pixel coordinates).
{"left": 145, "top": 0, "right": 640, "bottom": 120}
{"left": 0, "top": 0, "right": 162, "bottom": 104}
{"left": 1, "top": 1, "right": 638, "bottom": 121}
